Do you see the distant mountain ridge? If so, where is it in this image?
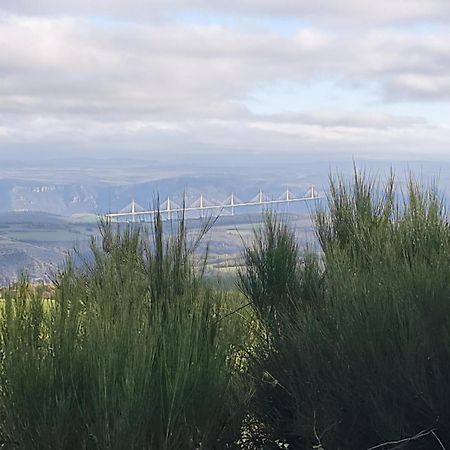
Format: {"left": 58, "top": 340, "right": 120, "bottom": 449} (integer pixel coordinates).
{"left": 0, "top": 174, "right": 322, "bottom": 217}
{"left": 2, "top": 157, "right": 449, "bottom": 217}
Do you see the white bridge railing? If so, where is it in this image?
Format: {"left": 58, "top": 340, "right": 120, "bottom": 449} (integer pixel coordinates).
{"left": 106, "top": 186, "right": 322, "bottom": 221}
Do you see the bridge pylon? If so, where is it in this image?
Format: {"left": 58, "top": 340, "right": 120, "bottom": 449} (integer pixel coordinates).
{"left": 222, "top": 193, "right": 242, "bottom": 216}
{"left": 106, "top": 186, "right": 323, "bottom": 222}
{"left": 160, "top": 197, "right": 181, "bottom": 220}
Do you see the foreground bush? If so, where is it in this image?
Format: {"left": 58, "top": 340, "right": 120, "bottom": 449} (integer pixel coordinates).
{"left": 4, "top": 170, "right": 450, "bottom": 449}
{"left": 239, "top": 173, "right": 450, "bottom": 449}
{"left": 0, "top": 215, "right": 249, "bottom": 449}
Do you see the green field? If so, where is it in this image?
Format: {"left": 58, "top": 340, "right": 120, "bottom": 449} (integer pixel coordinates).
{"left": 3, "top": 230, "right": 89, "bottom": 242}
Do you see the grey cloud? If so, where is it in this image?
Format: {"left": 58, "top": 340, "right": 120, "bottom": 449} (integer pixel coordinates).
{"left": 383, "top": 74, "right": 450, "bottom": 101}
{"left": 264, "top": 111, "right": 428, "bottom": 129}
{"left": 0, "top": 16, "right": 331, "bottom": 118}
{"left": 2, "top": 0, "right": 450, "bottom": 24}
{"left": 0, "top": 13, "right": 449, "bottom": 159}
{"left": 1, "top": 15, "right": 450, "bottom": 122}
{"left": 0, "top": 110, "right": 448, "bottom": 161}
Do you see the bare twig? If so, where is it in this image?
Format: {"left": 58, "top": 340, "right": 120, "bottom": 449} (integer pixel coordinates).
{"left": 312, "top": 410, "right": 336, "bottom": 450}
{"left": 432, "top": 430, "right": 446, "bottom": 450}
{"left": 214, "top": 301, "right": 252, "bottom": 324}
{"left": 312, "top": 410, "right": 324, "bottom": 450}
{"left": 366, "top": 428, "right": 435, "bottom": 450}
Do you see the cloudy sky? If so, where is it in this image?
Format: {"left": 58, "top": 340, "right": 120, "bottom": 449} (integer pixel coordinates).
{"left": 1, "top": 1, "right": 450, "bottom": 160}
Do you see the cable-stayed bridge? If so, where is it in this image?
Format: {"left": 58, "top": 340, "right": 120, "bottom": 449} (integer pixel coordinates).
{"left": 106, "top": 186, "right": 322, "bottom": 222}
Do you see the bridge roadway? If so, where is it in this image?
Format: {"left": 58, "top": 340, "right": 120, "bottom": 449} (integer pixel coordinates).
{"left": 106, "top": 189, "right": 322, "bottom": 221}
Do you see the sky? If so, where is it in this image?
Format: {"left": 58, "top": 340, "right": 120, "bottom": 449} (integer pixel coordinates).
{"left": 1, "top": 1, "right": 450, "bottom": 161}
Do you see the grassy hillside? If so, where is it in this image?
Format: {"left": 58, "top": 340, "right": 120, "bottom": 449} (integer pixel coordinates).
{"left": 0, "top": 211, "right": 314, "bottom": 284}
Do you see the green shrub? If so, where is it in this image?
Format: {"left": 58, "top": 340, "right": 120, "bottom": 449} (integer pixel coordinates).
{"left": 240, "top": 172, "right": 450, "bottom": 449}
{"left": 4, "top": 170, "right": 450, "bottom": 449}
{"left": 0, "top": 215, "right": 250, "bottom": 449}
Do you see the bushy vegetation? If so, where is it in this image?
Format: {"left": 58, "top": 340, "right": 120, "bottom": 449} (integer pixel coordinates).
{"left": 239, "top": 172, "right": 450, "bottom": 449}
{"left": 0, "top": 215, "right": 250, "bottom": 449}
{"left": 2, "top": 171, "right": 450, "bottom": 449}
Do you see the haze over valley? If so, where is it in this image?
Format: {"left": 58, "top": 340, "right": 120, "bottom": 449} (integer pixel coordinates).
{"left": 0, "top": 156, "right": 448, "bottom": 283}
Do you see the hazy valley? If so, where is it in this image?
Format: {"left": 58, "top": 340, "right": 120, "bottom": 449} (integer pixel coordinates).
{"left": 1, "top": 156, "right": 449, "bottom": 284}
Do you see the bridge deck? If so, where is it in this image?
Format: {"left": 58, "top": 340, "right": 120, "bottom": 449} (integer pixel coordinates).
{"left": 106, "top": 194, "right": 322, "bottom": 219}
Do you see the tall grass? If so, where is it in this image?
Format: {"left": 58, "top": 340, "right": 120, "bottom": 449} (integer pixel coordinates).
{"left": 4, "top": 171, "right": 450, "bottom": 449}
{"left": 239, "top": 171, "right": 450, "bottom": 449}
{"left": 0, "top": 214, "right": 250, "bottom": 449}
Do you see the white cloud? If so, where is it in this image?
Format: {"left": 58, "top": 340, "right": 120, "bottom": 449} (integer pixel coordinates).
{"left": 0, "top": 110, "right": 448, "bottom": 160}
{"left": 2, "top": 0, "right": 450, "bottom": 23}
{"left": 1, "top": 15, "right": 450, "bottom": 118}
{"left": 0, "top": 15, "right": 333, "bottom": 118}
{"left": 0, "top": 6, "right": 449, "bottom": 159}
{"left": 384, "top": 74, "right": 450, "bottom": 100}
